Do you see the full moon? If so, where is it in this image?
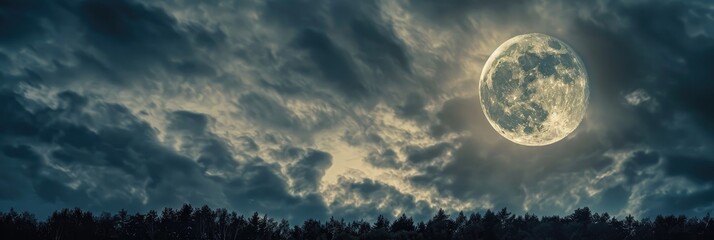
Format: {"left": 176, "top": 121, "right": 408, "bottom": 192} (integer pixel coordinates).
{"left": 479, "top": 33, "right": 589, "bottom": 146}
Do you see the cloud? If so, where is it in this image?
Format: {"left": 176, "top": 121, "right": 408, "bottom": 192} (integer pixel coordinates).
{"left": 405, "top": 142, "right": 452, "bottom": 165}
{"left": 0, "top": 90, "right": 330, "bottom": 222}
{"left": 327, "top": 177, "right": 434, "bottom": 221}
{"left": 364, "top": 149, "right": 401, "bottom": 169}
{"left": 237, "top": 93, "right": 306, "bottom": 132}
{"left": 0, "top": 90, "right": 219, "bottom": 212}
{"left": 624, "top": 89, "right": 651, "bottom": 106}
{"left": 621, "top": 151, "right": 659, "bottom": 184}
{"left": 0, "top": 0, "right": 713, "bottom": 222}
{"left": 662, "top": 155, "right": 714, "bottom": 185}
{"left": 292, "top": 28, "right": 367, "bottom": 98}
{"left": 0, "top": 0, "right": 63, "bottom": 47}
{"left": 168, "top": 110, "right": 211, "bottom": 134}
{"left": 287, "top": 149, "right": 333, "bottom": 193}
{"left": 166, "top": 110, "right": 238, "bottom": 171}
{"left": 395, "top": 93, "right": 429, "bottom": 123}
{"left": 430, "top": 97, "right": 485, "bottom": 137}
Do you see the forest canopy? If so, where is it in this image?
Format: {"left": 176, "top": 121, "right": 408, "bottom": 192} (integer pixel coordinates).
{"left": 1, "top": 205, "right": 713, "bottom": 239}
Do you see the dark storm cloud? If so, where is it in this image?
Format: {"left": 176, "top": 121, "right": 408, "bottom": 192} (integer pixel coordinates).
{"left": 165, "top": 110, "right": 333, "bottom": 220}
{"left": 0, "top": 0, "right": 64, "bottom": 46}
{"left": 263, "top": 0, "right": 327, "bottom": 29}
{"left": 0, "top": 0, "right": 223, "bottom": 89}
{"left": 364, "top": 149, "right": 401, "bottom": 169}
{"left": 598, "top": 185, "right": 629, "bottom": 213}
{"left": 404, "top": 0, "right": 534, "bottom": 36}
{"left": 396, "top": 93, "right": 429, "bottom": 123}
{"left": 236, "top": 91, "right": 344, "bottom": 142}
{"left": 622, "top": 151, "right": 659, "bottom": 184}
{"left": 640, "top": 190, "right": 714, "bottom": 216}
{"left": 663, "top": 155, "right": 714, "bottom": 185}
{"left": 71, "top": 0, "right": 224, "bottom": 84}
{"left": 168, "top": 110, "right": 210, "bottom": 134}
{"left": 614, "top": 1, "right": 714, "bottom": 137}
{"left": 329, "top": 177, "right": 434, "bottom": 221}
{"left": 220, "top": 157, "right": 330, "bottom": 221}
{"left": 628, "top": 152, "right": 714, "bottom": 216}
{"left": 0, "top": 90, "right": 330, "bottom": 221}
{"left": 568, "top": 0, "right": 713, "bottom": 163}
{"left": 77, "top": 0, "right": 186, "bottom": 58}
{"left": 0, "top": 144, "right": 41, "bottom": 199}
{"left": 0, "top": 90, "right": 213, "bottom": 210}
{"left": 292, "top": 28, "right": 367, "bottom": 98}
{"left": 429, "top": 97, "right": 485, "bottom": 138}
{"left": 564, "top": 0, "right": 714, "bottom": 144}
{"left": 349, "top": 19, "right": 411, "bottom": 73}
{"left": 408, "top": 0, "right": 525, "bottom": 21}
{"left": 166, "top": 110, "right": 240, "bottom": 170}
{"left": 287, "top": 149, "right": 333, "bottom": 193}
{"left": 238, "top": 93, "right": 298, "bottom": 130}
{"left": 408, "top": 137, "right": 533, "bottom": 210}
{"left": 236, "top": 92, "right": 341, "bottom": 139}
{"left": 405, "top": 142, "right": 452, "bottom": 165}
{"left": 259, "top": 0, "right": 417, "bottom": 106}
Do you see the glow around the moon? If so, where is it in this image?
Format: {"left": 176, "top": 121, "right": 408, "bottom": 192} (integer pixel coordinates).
{"left": 479, "top": 33, "right": 589, "bottom": 146}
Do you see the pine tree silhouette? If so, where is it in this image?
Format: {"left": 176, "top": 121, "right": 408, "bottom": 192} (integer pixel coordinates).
{"left": 1, "top": 206, "right": 714, "bottom": 239}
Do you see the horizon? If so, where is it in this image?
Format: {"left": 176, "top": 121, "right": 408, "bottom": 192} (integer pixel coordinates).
{"left": 3, "top": 205, "right": 714, "bottom": 239}
{"left": 4, "top": 204, "right": 713, "bottom": 224}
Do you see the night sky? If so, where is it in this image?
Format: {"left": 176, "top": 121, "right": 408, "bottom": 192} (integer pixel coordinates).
{"left": 1, "top": 0, "right": 714, "bottom": 223}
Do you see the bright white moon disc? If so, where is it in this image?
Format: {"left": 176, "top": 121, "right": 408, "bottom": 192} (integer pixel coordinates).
{"left": 479, "top": 33, "right": 589, "bottom": 146}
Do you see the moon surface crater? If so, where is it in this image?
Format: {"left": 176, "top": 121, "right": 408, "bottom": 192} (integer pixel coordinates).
{"left": 479, "top": 33, "right": 589, "bottom": 146}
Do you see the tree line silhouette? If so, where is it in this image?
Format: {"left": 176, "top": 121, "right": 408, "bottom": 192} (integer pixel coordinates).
{"left": 1, "top": 204, "right": 713, "bottom": 239}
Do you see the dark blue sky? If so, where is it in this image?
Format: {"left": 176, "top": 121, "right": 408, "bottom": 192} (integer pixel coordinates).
{"left": 1, "top": 0, "right": 713, "bottom": 222}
